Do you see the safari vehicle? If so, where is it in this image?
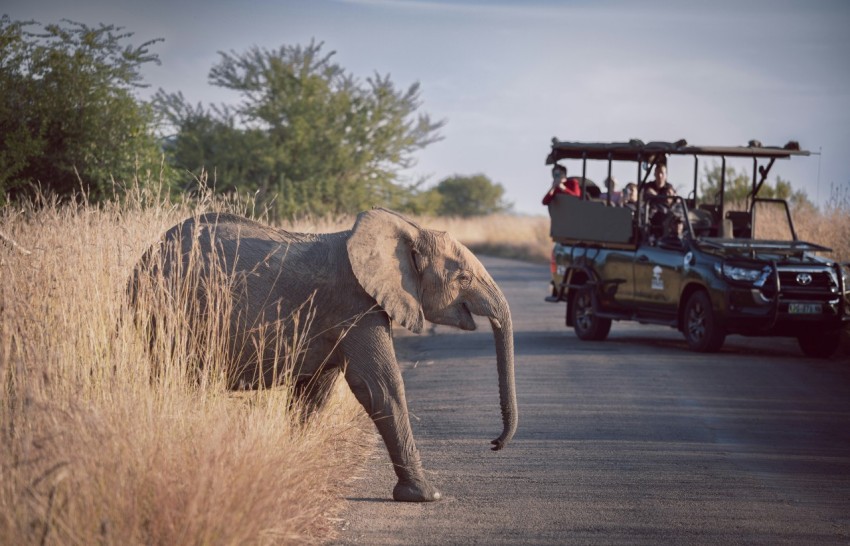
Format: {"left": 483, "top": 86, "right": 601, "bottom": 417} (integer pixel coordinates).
{"left": 545, "top": 138, "right": 850, "bottom": 357}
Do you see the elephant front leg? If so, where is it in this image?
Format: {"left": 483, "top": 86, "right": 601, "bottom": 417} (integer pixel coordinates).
{"left": 344, "top": 364, "right": 441, "bottom": 502}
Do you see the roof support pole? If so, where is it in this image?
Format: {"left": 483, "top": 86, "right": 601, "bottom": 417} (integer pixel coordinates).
{"left": 693, "top": 155, "right": 699, "bottom": 206}
{"left": 752, "top": 158, "right": 776, "bottom": 207}
{"left": 751, "top": 157, "right": 758, "bottom": 211}
{"left": 719, "top": 156, "right": 726, "bottom": 220}
{"left": 581, "top": 152, "right": 588, "bottom": 199}
{"left": 636, "top": 153, "right": 644, "bottom": 230}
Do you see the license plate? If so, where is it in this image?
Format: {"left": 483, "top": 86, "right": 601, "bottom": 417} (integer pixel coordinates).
{"left": 788, "top": 303, "right": 822, "bottom": 314}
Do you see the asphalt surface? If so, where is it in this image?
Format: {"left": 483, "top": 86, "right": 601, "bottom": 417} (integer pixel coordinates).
{"left": 333, "top": 256, "right": 850, "bottom": 545}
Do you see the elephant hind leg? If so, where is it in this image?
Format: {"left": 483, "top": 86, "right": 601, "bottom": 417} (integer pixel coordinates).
{"left": 293, "top": 367, "right": 341, "bottom": 420}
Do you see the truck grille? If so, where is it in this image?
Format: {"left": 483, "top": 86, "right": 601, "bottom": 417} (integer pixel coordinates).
{"left": 761, "top": 266, "right": 839, "bottom": 302}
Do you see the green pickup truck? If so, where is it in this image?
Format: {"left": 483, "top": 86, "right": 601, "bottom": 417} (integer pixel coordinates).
{"left": 545, "top": 139, "right": 849, "bottom": 358}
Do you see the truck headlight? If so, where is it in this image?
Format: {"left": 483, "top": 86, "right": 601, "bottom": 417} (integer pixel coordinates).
{"left": 714, "top": 263, "right": 770, "bottom": 284}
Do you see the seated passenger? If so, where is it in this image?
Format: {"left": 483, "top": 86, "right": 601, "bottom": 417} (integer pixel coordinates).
{"left": 621, "top": 182, "right": 638, "bottom": 211}
{"left": 600, "top": 177, "right": 621, "bottom": 206}
{"left": 542, "top": 164, "right": 581, "bottom": 205}
{"left": 661, "top": 213, "right": 685, "bottom": 244}
{"left": 642, "top": 163, "right": 684, "bottom": 241}
{"left": 642, "top": 163, "right": 677, "bottom": 201}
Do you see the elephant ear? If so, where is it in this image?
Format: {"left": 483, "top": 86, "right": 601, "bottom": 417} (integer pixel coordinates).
{"left": 347, "top": 208, "right": 425, "bottom": 334}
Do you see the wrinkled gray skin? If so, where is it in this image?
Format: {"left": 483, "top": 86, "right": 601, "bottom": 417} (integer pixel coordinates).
{"left": 134, "top": 208, "right": 517, "bottom": 502}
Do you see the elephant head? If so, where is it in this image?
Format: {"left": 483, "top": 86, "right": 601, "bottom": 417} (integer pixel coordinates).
{"left": 347, "top": 208, "right": 518, "bottom": 451}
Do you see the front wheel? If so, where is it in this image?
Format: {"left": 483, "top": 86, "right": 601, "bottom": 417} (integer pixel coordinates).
{"left": 797, "top": 330, "right": 842, "bottom": 359}
{"left": 683, "top": 291, "right": 725, "bottom": 352}
{"left": 571, "top": 286, "right": 611, "bottom": 341}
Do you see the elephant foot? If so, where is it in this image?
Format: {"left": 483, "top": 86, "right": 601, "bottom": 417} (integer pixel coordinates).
{"left": 393, "top": 480, "right": 442, "bottom": 502}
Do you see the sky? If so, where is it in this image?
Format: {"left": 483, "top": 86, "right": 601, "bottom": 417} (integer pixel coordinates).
{"left": 5, "top": 0, "right": 850, "bottom": 215}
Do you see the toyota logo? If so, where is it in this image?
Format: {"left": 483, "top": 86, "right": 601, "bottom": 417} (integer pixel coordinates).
{"left": 796, "top": 273, "right": 813, "bottom": 285}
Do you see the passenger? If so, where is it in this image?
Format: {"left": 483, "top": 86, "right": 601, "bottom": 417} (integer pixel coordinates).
{"left": 661, "top": 213, "right": 685, "bottom": 242}
{"left": 542, "top": 164, "right": 581, "bottom": 205}
{"left": 621, "top": 182, "right": 638, "bottom": 211}
{"left": 642, "top": 163, "right": 677, "bottom": 201}
{"left": 643, "top": 163, "right": 683, "bottom": 242}
{"left": 600, "top": 177, "right": 621, "bottom": 206}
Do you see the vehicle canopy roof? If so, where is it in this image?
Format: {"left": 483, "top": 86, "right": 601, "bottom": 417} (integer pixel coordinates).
{"left": 545, "top": 138, "right": 814, "bottom": 244}
{"left": 546, "top": 138, "right": 810, "bottom": 165}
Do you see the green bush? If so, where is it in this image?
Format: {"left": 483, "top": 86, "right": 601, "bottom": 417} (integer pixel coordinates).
{"left": 0, "top": 17, "right": 168, "bottom": 204}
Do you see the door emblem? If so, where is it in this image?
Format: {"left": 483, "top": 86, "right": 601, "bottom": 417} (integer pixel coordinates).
{"left": 651, "top": 265, "right": 664, "bottom": 290}
{"left": 795, "top": 273, "right": 813, "bottom": 286}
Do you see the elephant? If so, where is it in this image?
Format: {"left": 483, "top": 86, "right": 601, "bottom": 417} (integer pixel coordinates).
{"left": 130, "top": 208, "right": 517, "bottom": 502}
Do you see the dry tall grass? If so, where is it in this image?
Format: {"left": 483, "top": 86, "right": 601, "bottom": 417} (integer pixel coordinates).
{"left": 0, "top": 187, "right": 373, "bottom": 545}
{"left": 281, "top": 213, "right": 554, "bottom": 263}
{"left": 422, "top": 214, "right": 553, "bottom": 263}
{"left": 793, "top": 205, "right": 850, "bottom": 263}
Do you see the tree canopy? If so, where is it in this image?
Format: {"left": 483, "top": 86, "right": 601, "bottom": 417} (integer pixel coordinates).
{"left": 429, "top": 174, "right": 512, "bottom": 217}
{"left": 699, "top": 163, "right": 813, "bottom": 210}
{"left": 155, "top": 41, "right": 445, "bottom": 218}
{"left": 0, "top": 17, "right": 164, "bottom": 204}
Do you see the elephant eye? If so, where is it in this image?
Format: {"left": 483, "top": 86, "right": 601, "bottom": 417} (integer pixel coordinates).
{"left": 457, "top": 272, "right": 472, "bottom": 289}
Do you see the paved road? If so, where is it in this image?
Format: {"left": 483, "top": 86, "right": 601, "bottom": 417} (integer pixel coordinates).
{"left": 334, "top": 256, "right": 850, "bottom": 545}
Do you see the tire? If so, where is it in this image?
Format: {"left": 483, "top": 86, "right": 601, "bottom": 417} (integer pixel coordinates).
{"left": 797, "top": 330, "right": 841, "bottom": 359}
{"left": 571, "top": 286, "right": 612, "bottom": 341}
{"left": 683, "top": 290, "right": 725, "bottom": 352}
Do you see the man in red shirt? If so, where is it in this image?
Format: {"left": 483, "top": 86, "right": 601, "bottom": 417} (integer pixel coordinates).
{"left": 542, "top": 164, "right": 581, "bottom": 205}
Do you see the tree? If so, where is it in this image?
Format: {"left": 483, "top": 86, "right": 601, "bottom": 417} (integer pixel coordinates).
{"left": 699, "top": 163, "right": 813, "bottom": 210}
{"left": 430, "top": 174, "right": 512, "bottom": 217}
{"left": 156, "top": 41, "right": 445, "bottom": 218}
{"left": 398, "top": 180, "right": 445, "bottom": 216}
{"left": 156, "top": 96, "right": 275, "bottom": 196}
{"left": 0, "top": 17, "right": 165, "bottom": 204}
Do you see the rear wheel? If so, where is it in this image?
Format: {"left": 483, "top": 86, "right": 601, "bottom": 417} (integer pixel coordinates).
{"left": 683, "top": 291, "right": 725, "bottom": 352}
{"left": 571, "top": 286, "right": 611, "bottom": 341}
{"left": 797, "top": 330, "right": 841, "bottom": 359}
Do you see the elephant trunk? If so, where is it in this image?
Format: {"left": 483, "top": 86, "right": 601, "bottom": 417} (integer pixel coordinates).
{"left": 487, "top": 295, "right": 517, "bottom": 451}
